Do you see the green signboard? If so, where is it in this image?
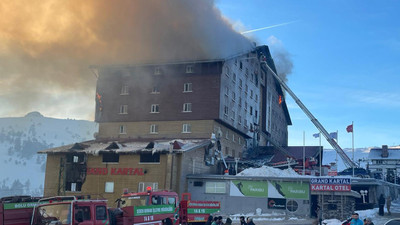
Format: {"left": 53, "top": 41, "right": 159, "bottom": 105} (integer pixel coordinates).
{"left": 134, "top": 205, "right": 175, "bottom": 216}
{"left": 230, "top": 180, "right": 309, "bottom": 199}
{"left": 269, "top": 181, "right": 309, "bottom": 199}
{"left": 187, "top": 208, "right": 220, "bottom": 214}
{"left": 3, "top": 202, "right": 38, "bottom": 210}
{"left": 230, "top": 180, "right": 268, "bottom": 197}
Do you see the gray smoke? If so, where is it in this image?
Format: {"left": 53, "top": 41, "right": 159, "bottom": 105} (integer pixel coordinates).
{"left": 0, "top": 0, "right": 253, "bottom": 119}
{"left": 267, "top": 36, "right": 293, "bottom": 82}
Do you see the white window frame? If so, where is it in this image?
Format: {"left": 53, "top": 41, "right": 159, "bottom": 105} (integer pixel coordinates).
{"left": 73, "top": 156, "right": 79, "bottom": 163}
{"left": 182, "top": 124, "right": 191, "bottom": 133}
{"left": 119, "top": 125, "right": 126, "bottom": 134}
{"left": 205, "top": 182, "right": 226, "bottom": 194}
{"left": 183, "top": 83, "right": 192, "bottom": 93}
{"left": 71, "top": 183, "right": 77, "bottom": 192}
{"left": 154, "top": 67, "right": 161, "bottom": 75}
{"left": 150, "top": 124, "right": 158, "bottom": 134}
{"left": 150, "top": 104, "right": 159, "bottom": 113}
{"left": 186, "top": 65, "right": 194, "bottom": 73}
{"left": 183, "top": 103, "right": 192, "bottom": 112}
{"left": 119, "top": 105, "right": 128, "bottom": 114}
{"left": 105, "top": 182, "right": 114, "bottom": 193}
{"left": 121, "top": 85, "right": 129, "bottom": 95}
{"left": 151, "top": 86, "right": 160, "bottom": 94}
{"left": 232, "top": 134, "right": 235, "bottom": 142}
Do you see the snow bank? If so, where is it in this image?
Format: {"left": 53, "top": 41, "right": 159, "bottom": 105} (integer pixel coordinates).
{"left": 237, "top": 166, "right": 302, "bottom": 177}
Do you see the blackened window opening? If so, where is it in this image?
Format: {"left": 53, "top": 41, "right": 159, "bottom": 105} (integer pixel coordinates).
{"left": 140, "top": 152, "right": 160, "bottom": 163}
{"left": 102, "top": 152, "right": 119, "bottom": 163}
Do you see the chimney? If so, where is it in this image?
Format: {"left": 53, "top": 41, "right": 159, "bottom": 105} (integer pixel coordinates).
{"left": 381, "top": 145, "right": 389, "bottom": 158}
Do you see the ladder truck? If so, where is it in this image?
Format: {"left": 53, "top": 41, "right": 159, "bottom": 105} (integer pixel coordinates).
{"left": 259, "top": 55, "right": 358, "bottom": 169}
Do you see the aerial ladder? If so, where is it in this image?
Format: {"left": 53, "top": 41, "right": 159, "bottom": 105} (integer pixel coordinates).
{"left": 259, "top": 56, "right": 358, "bottom": 169}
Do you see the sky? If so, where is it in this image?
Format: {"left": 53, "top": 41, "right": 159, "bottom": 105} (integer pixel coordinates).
{"left": 1, "top": 1, "right": 399, "bottom": 150}
{"left": 216, "top": 0, "right": 400, "bottom": 149}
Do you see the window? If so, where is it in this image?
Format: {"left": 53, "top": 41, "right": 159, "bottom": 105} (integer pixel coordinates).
{"left": 205, "top": 182, "right": 226, "bottom": 194}
{"left": 245, "top": 85, "right": 248, "bottom": 94}
{"left": 73, "top": 156, "right": 79, "bottom": 163}
{"left": 232, "top": 73, "right": 236, "bottom": 82}
{"left": 225, "top": 66, "right": 230, "bottom": 77}
{"left": 138, "top": 182, "right": 158, "bottom": 192}
{"left": 255, "top": 110, "right": 258, "bottom": 118}
{"left": 151, "top": 86, "right": 160, "bottom": 94}
{"left": 244, "top": 119, "right": 248, "bottom": 128}
{"left": 225, "top": 87, "right": 229, "bottom": 96}
{"left": 182, "top": 124, "right": 191, "bottom": 133}
{"left": 154, "top": 67, "right": 161, "bottom": 75}
{"left": 119, "top": 105, "right": 128, "bottom": 114}
{"left": 250, "top": 106, "right": 253, "bottom": 115}
{"left": 151, "top": 104, "right": 159, "bottom": 113}
{"left": 140, "top": 152, "right": 160, "bottom": 163}
{"left": 239, "top": 97, "right": 242, "bottom": 107}
{"left": 250, "top": 90, "right": 253, "bottom": 99}
{"left": 96, "top": 206, "right": 107, "bottom": 220}
{"left": 75, "top": 206, "right": 91, "bottom": 221}
{"left": 239, "top": 79, "right": 243, "bottom": 88}
{"left": 121, "top": 85, "right": 129, "bottom": 95}
{"left": 105, "top": 182, "right": 114, "bottom": 193}
{"left": 234, "top": 59, "right": 237, "bottom": 66}
{"left": 232, "top": 92, "right": 236, "bottom": 101}
{"left": 184, "top": 83, "right": 192, "bottom": 92}
{"left": 225, "top": 130, "right": 229, "bottom": 139}
{"left": 245, "top": 68, "right": 249, "bottom": 77}
{"left": 255, "top": 94, "right": 258, "bottom": 102}
{"left": 150, "top": 124, "right": 158, "bottom": 134}
{"left": 66, "top": 182, "right": 82, "bottom": 192}
{"left": 238, "top": 115, "right": 242, "bottom": 125}
{"left": 239, "top": 61, "right": 243, "bottom": 70}
{"left": 102, "top": 152, "right": 119, "bottom": 163}
{"left": 232, "top": 134, "right": 235, "bottom": 142}
{"left": 183, "top": 103, "right": 192, "bottom": 112}
{"left": 186, "top": 65, "right": 194, "bottom": 73}
{"left": 119, "top": 125, "right": 126, "bottom": 134}
{"left": 244, "top": 102, "right": 248, "bottom": 111}
{"left": 224, "top": 106, "right": 229, "bottom": 115}
{"left": 231, "top": 110, "right": 235, "bottom": 120}
{"left": 238, "top": 137, "right": 241, "bottom": 144}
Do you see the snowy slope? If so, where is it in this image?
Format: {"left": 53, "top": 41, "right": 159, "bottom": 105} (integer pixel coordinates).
{"left": 323, "top": 148, "right": 372, "bottom": 172}
{"left": 0, "top": 112, "right": 97, "bottom": 197}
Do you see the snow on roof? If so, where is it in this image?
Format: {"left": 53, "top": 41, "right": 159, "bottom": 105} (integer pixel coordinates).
{"left": 368, "top": 148, "right": 400, "bottom": 160}
{"left": 38, "top": 139, "right": 211, "bottom": 155}
{"left": 236, "top": 165, "right": 302, "bottom": 177}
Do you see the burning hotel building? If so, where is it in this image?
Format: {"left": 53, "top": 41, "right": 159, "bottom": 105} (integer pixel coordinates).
{"left": 94, "top": 45, "right": 291, "bottom": 156}
{"left": 39, "top": 45, "right": 291, "bottom": 204}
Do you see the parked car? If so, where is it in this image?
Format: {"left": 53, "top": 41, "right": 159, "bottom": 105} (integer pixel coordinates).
{"left": 338, "top": 167, "right": 369, "bottom": 178}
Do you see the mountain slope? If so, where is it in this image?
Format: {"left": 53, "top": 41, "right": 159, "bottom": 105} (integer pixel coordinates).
{"left": 0, "top": 112, "right": 97, "bottom": 197}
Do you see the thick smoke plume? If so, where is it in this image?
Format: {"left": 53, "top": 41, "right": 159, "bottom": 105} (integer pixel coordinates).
{"left": 267, "top": 36, "right": 293, "bottom": 82}
{"left": 0, "top": 0, "right": 253, "bottom": 119}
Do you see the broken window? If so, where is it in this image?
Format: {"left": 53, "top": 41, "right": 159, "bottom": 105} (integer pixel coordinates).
{"left": 102, "top": 152, "right": 119, "bottom": 163}
{"left": 140, "top": 152, "right": 160, "bottom": 163}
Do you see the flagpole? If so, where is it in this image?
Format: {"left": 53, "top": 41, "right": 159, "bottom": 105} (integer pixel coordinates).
{"left": 303, "top": 131, "right": 305, "bottom": 176}
{"left": 319, "top": 132, "right": 322, "bottom": 176}
{"left": 352, "top": 121, "right": 355, "bottom": 177}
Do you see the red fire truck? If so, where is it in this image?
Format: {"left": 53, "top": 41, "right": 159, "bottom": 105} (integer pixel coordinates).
{"left": 30, "top": 188, "right": 220, "bottom": 225}
{"left": 0, "top": 196, "right": 40, "bottom": 225}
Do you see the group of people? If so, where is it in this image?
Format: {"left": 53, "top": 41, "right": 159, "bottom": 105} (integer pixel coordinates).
{"left": 342, "top": 212, "right": 374, "bottom": 225}
{"left": 206, "top": 216, "right": 255, "bottom": 225}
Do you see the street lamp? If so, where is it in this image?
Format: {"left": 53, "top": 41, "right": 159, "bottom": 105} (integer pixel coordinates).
{"left": 360, "top": 190, "right": 368, "bottom": 203}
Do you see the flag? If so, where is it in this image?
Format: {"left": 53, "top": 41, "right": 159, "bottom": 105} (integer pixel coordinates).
{"left": 313, "top": 133, "right": 320, "bottom": 138}
{"left": 329, "top": 132, "right": 338, "bottom": 140}
{"left": 346, "top": 124, "right": 353, "bottom": 133}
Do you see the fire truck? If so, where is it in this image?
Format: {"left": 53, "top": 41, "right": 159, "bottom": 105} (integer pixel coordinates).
{"left": 30, "top": 188, "right": 220, "bottom": 225}
{"left": 0, "top": 196, "right": 40, "bottom": 225}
